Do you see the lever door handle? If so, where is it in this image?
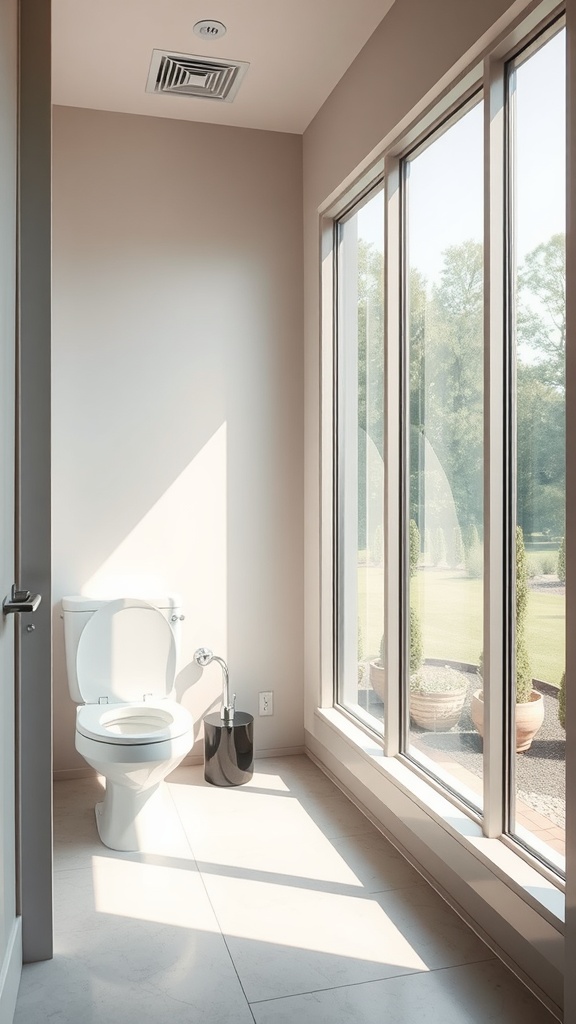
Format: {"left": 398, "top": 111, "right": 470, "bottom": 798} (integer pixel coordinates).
{"left": 2, "top": 584, "right": 42, "bottom": 615}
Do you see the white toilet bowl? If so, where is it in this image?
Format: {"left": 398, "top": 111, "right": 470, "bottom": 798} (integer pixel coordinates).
{"left": 62, "top": 596, "right": 194, "bottom": 851}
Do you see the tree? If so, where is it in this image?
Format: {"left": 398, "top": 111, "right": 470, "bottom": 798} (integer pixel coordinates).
{"left": 409, "top": 241, "right": 484, "bottom": 538}
{"left": 516, "top": 363, "right": 565, "bottom": 538}
{"left": 357, "top": 240, "right": 384, "bottom": 457}
{"left": 357, "top": 240, "right": 384, "bottom": 549}
{"left": 515, "top": 236, "right": 566, "bottom": 539}
{"left": 354, "top": 232, "right": 565, "bottom": 549}
{"left": 517, "top": 233, "right": 565, "bottom": 390}
{"left": 449, "top": 525, "right": 465, "bottom": 569}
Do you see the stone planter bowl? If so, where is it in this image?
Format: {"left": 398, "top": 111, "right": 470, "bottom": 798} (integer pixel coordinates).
{"left": 410, "top": 686, "right": 467, "bottom": 731}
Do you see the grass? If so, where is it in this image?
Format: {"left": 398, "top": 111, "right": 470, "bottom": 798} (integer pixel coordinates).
{"left": 358, "top": 566, "right": 565, "bottom": 689}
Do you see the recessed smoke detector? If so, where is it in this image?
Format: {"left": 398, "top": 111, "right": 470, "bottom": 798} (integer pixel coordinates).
{"left": 146, "top": 50, "right": 249, "bottom": 103}
{"left": 193, "top": 19, "right": 227, "bottom": 40}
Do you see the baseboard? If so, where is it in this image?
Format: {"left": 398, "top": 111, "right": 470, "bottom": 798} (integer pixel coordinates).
{"left": 0, "top": 917, "right": 21, "bottom": 1024}
{"left": 178, "top": 754, "right": 203, "bottom": 767}
{"left": 255, "top": 745, "right": 305, "bottom": 758}
{"left": 52, "top": 766, "right": 97, "bottom": 782}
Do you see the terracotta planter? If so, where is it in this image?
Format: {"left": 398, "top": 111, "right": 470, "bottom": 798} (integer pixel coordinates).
{"left": 410, "top": 686, "right": 467, "bottom": 731}
{"left": 470, "top": 689, "right": 484, "bottom": 736}
{"left": 471, "top": 688, "right": 545, "bottom": 753}
{"left": 515, "top": 691, "right": 545, "bottom": 752}
{"left": 369, "top": 660, "right": 385, "bottom": 703}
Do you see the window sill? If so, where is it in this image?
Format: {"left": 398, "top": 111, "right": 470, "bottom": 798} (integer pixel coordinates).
{"left": 314, "top": 706, "right": 564, "bottom": 933}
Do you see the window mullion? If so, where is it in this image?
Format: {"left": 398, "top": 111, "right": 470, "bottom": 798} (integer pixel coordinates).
{"left": 483, "top": 54, "right": 508, "bottom": 838}
{"left": 320, "top": 217, "right": 338, "bottom": 710}
{"left": 383, "top": 155, "right": 402, "bottom": 756}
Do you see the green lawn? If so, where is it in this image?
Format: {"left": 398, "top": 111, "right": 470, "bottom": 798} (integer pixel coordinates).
{"left": 358, "top": 567, "right": 565, "bottom": 688}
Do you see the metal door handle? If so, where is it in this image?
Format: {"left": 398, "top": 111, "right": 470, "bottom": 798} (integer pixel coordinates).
{"left": 2, "top": 584, "right": 42, "bottom": 614}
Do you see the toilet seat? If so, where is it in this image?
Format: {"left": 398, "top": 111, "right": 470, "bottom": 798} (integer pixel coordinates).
{"left": 76, "top": 699, "right": 191, "bottom": 746}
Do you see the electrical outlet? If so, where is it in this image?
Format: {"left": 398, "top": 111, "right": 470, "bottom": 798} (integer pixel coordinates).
{"left": 259, "top": 691, "right": 274, "bottom": 716}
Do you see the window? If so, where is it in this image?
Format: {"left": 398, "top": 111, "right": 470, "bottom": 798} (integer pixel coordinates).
{"left": 508, "top": 26, "right": 566, "bottom": 864}
{"left": 332, "top": 12, "right": 566, "bottom": 879}
{"left": 403, "top": 99, "right": 484, "bottom": 809}
{"left": 336, "top": 188, "right": 385, "bottom": 730}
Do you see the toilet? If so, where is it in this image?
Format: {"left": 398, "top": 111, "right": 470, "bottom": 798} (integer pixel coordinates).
{"left": 62, "top": 595, "right": 194, "bottom": 851}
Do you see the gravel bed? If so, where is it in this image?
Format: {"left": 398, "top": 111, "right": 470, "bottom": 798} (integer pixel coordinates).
{"left": 358, "top": 671, "right": 566, "bottom": 828}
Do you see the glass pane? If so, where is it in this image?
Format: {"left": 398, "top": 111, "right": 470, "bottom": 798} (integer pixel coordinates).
{"left": 510, "top": 28, "right": 565, "bottom": 870}
{"left": 337, "top": 190, "right": 385, "bottom": 730}
{"left": 405, "top": 101, "right": 484, "bottom": 809}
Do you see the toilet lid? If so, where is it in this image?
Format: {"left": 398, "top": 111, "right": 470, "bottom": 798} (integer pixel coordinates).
{"left": 76, "top": 598, "right": 177, "bottom": 704}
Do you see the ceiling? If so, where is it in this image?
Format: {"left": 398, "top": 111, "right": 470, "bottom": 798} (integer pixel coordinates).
{"left": 52, "top": 0, "right": 395, "bottom": 134}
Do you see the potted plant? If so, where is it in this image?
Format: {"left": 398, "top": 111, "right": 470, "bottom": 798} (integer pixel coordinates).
{"left": 410, "top": 664, "right": 469, "bottom": 731}
{"left": 408, "top": 607, "right": 467, "bottom": 730}
{"left": 369, "top": 633, "right": 386, "bottom": 702}
{"left": 471, "top": 527, "right": 544, "bottom": 752}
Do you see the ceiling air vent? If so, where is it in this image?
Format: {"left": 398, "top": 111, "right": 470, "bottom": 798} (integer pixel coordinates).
{"left": 146, "top": 50, "right": 249, "bottom": 103}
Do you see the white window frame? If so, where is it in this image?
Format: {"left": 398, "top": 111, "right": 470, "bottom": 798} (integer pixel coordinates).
{"left": 326, "top": 0, "right": 566, "bottom": 892}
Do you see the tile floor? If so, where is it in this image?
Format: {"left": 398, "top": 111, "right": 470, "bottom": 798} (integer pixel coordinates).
{"left": 15, "top": 755, "right": 556, "bottom": 1023}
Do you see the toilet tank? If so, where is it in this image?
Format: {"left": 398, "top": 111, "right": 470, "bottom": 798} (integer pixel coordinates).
{"left": 61, "top": 595, "right": 183, "bottom": 704}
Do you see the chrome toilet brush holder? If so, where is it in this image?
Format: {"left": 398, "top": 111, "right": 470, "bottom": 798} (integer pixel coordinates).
{"left": 194, "top": 648, "right": 254, "bottom": 786}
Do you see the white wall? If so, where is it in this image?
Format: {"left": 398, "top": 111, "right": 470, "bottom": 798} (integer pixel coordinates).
{"left": 52, "top": 106, "right": 303, "bottom": 773}
{"left": 302, "top": 0, "right": 568, "bottom": 1013}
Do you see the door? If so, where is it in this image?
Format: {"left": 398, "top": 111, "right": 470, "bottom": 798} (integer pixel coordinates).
{"left": 0, "top": 2, "right": 52, "bottom": 1017}
{"left": 0, "top": 1, "right": 24, "bottom": 1020}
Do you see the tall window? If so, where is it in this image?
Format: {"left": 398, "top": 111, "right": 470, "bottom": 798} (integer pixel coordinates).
{"left": 508, "top": 26, "right": 566, "bottom": 867}
{"left": 336, "top": 189, "right": 385, "bottom": 728}
{"left": 403, "top": 100, "right": 484, "bottom": 808}
{"left": 332, "top": 12, "right": 566, "bottom": 880}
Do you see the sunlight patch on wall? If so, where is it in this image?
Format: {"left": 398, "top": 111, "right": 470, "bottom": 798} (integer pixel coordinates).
{"left": 81, "top": 422, "right": 228, "bottom": 667}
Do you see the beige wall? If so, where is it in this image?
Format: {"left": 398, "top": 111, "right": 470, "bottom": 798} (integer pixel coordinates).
{"left": 52, "top": 106, "right": 303, "bottom": 773}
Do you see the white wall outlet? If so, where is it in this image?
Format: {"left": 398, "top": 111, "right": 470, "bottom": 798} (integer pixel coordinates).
{"left": 259, "top": 690, "right": 274, "bottom": 716}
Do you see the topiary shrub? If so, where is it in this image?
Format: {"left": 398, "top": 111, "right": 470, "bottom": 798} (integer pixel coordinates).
{"left": 409, "top": 519, "right": 420, "bottom": 577}
{"left": 449, "top": 525, "right": 465, "bottom": 569}
{"left": 538, "top": 554, "right": 555, "bottom": 576}
{"left": 464, "top": 523, "right": 480, "bottom": 552}
{"left": 557, "top": 536, "right": 566, "bottom": 584}
{"left": 515, "top": 526, "right": 533, "bottom": 704}
{"left": 409, "top": 605, "right": 423, "bottom": 675}
{"left": 465, "top": 543, "right": 483, "bottom": 579}
{"left": 559, "top": 671, "right": 566, "bottom": 729}
{"left": 476, "top": 529, "right": 532, "bottom": 704}
{"left": 431, "top": 526, "right": 446, "bottom": 567}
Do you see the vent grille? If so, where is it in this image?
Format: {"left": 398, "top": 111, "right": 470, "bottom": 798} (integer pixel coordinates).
{"left": 146, "top": 50, "right": 249, "bottom": 103}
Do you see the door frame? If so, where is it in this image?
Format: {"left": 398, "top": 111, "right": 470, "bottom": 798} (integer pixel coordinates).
{"left": 17, "top": 0, "right": 52, "bottom": 965}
